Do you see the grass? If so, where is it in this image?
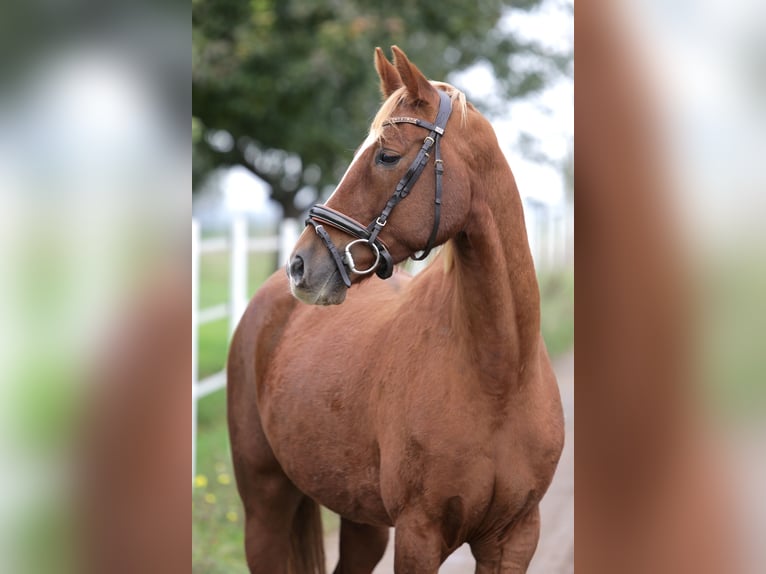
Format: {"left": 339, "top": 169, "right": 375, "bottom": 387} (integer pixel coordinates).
{"left": 538, "top": 268, "right": 575, "bottom": 359}
{"left": 700, "top": 255, "right": 766, "bottom": 422}
{"left": 193, "top": 249, "right": 574, "bottom": 572}
{"left": 193, "top": 392, "right": 246, "bottom": 574}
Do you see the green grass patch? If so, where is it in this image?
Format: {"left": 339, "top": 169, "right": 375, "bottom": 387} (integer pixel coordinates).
{"left": 198, "top": 319, "right": 229, "bottom": 380}
{"left": 700, "top": 256, "right": 766, "bottom": 422}
{"left": 539, "top": 267, "right": 575, "bottom": 359}
{"left": 193, "top": 391, "right": 247, "bottom": 574}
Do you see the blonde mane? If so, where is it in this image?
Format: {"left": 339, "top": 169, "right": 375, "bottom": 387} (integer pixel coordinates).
{"left": 369, "top": 82, "right": 468, "bottom": 141}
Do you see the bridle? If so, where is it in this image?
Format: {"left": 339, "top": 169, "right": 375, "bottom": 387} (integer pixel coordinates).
{"left": 305, "top": 89, "right": 453, "bottom": 288}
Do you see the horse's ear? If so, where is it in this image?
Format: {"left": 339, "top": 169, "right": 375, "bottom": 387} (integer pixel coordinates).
{"left": 391, "top": 45, "right": 438, "bottom": 104}
{"left": 374, "top": 47, "right": 402, "bottom": 98}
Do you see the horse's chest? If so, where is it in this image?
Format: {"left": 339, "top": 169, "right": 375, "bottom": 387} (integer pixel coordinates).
{"left": 257, "top": 340, "right": 522, "bottom": 528}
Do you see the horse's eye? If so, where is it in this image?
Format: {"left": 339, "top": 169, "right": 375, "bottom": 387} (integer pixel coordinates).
{"left": 377, "top": 150, "right": 401, "bottom": 165}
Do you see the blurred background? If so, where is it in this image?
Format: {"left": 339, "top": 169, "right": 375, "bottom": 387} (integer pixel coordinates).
{"left": 1, "top": 1, "right": 189, "bottom": 572}
{"left": 575, "top": 1, "right": 766, "bottom": 572}
{"left": 191, "top": 0, "right": 573, "bottom": 571}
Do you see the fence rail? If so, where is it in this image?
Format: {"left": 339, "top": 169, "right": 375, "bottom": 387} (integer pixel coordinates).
{"left": 191, "top": 216, "right": 298, "bottom": 476}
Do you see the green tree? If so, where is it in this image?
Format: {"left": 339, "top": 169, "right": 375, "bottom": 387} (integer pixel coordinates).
{"left": 192, "top": 0, "right": 571, "bottom": 218}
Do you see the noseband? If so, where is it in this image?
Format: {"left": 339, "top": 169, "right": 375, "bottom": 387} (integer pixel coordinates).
{"left": 305, "top": 89, "right": 453, "bottom": 287}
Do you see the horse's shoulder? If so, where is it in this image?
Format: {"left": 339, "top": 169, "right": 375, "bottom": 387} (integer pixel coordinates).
{"left": 251, "top": 269, "right": 296, "bottom": 312}
{"left": 231, "top": 271, "right": 297, "bottom": 364}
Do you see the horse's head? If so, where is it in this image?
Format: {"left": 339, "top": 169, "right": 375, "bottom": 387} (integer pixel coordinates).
{"left": 288, "top": 46, "right": 474, "bottom": 305}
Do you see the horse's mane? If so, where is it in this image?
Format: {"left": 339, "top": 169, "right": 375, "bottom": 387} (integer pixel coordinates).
{"left": 369, "top": 82, "right": 468, "bottom": 140}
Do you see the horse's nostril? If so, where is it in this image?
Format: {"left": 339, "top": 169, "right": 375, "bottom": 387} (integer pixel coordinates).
{"left": 289, "top": 255, "right": 305, "bottom": 283}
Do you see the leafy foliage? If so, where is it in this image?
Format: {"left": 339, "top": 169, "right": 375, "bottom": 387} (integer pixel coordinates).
{"left": 192, "top": 0, "right": 570, "bottom": 216}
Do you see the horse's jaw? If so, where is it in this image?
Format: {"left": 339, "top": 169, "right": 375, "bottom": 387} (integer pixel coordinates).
{"left": 290, "top": 286, "right": 347, "bottom": 306}
{"left": 288, "top": 272, "right": 348, "bottom": 306}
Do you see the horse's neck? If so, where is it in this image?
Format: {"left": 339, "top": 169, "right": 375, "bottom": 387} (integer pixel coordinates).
{"left": 448, "top": 164, "right": 540, "bottom": 390}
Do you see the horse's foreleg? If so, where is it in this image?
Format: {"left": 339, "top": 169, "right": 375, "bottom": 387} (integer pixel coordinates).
{"left": 230, "top": 411, "right": 305, "bottom": 573}
{"left": 332, "top": 518, "right": 389, "bottom": 574}
{"left": 240, "top": 472, "right": 304, "bottom": 573}
{"left": 228, "top": 365, "right": 306, "bottom": 571}
{"left": 392, "top": 512, "right": 443, "bottom": 574}
{"left": 472, "top": 505, "right": 541, "bottom": 574}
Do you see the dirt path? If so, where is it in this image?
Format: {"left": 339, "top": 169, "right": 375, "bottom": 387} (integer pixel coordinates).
{"left": 324, "top": 351, "right": 574, "bottom": 573}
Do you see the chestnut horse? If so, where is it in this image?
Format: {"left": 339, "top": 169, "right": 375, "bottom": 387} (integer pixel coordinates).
{"left": 227, "top": 46, "right": 564, "bottom": 574}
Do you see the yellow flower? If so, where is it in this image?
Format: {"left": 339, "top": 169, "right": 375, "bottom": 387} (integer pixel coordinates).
{"left": 204, "top": 493, "right": 216, "bottom": 504}
{"left": 194, "top": 475, "right": 208, "bottom": 489}
{"left": 217, "top": 473, "right": 231, "bottom": 486}
{"left": 226, "top": 511, "right": 238, "bottom": 523}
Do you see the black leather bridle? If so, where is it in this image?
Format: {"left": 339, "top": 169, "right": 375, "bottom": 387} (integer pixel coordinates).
{"left": 305, "top": 89, "right": 453, "bottom": 288}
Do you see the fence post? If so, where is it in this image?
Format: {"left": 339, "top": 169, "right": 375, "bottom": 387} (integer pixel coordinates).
{"left": 191, "top": 219, "right": 200, "bottom": 479}
{"left": 229, "top": 215, "right": 248, "bottom": 338}
{"left": 278, "top": 218, "right": 300, "bottom": 267}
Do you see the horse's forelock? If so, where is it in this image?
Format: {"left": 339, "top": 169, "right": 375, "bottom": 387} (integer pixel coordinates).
{"left": 368, "top": 83, "right": 468, "bottom": 141}
{"left": 369, "top": 89, "right": 408, "bottom": 140}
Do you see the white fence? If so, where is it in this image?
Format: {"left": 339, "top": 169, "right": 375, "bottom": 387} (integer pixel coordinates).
{"left": 191, "top": 202, "right": 570, "bottom": 476}
{"left": 192, "top": 216, "right": 299, "bottom": 476}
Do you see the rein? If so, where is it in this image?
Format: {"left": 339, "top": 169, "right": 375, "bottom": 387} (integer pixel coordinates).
{"left": 306, "top": 89, "right": 453, "bottom": 287}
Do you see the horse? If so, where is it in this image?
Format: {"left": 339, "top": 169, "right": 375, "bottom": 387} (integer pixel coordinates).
{"left": 227, "top": 46, "right": 564, "bottom": 574}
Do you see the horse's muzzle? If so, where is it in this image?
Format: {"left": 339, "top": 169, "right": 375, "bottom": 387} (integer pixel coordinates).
{"left": 287, "top": 251, "right": 347, "bottom": 306}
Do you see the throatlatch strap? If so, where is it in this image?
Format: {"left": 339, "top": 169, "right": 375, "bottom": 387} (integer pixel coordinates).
{"left": 412, "top": 136, "right": 444, "bottom": 261}
{"left": 409, "top": 89, "right": 451, "bottom": 260}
